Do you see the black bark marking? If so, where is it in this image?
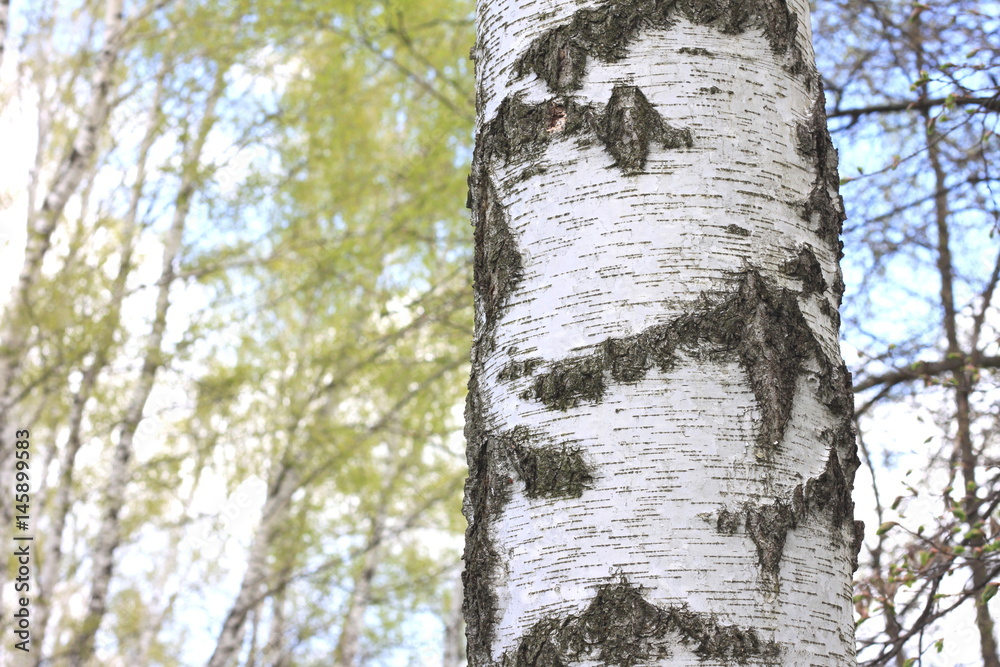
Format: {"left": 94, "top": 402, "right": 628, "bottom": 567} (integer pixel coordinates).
{"left": 781, "top": 244, "right": 827, "bottom": 294}
{"left": 852, "top": 519, "right": 866, "bottom": 572}
{"left": 796, "top": 90, "right": 846, "bottom": 252}
{"left": 472, "top": 176, "right": 522, "bottom": 357}
{"left": 504, "top": 575, "right": 780, "bottom": 666}
{"left": 725, "top": 223, "right": 751, "bottom": 237}
{"left": 475, "top": 87, "right": 692, "bottom": 177}
{"left": 507, "top": 269, "right": 829, "bottom": 450}
{"left": 503, "top": 425, "right": 596, "bottom": 499}
{"left": 718, "top": 446, "right": 858, "bottom": 589}
{"left": 514, "top": 0, "right": 802, "bottom": 93}
{"left": 600, "top": 85, "right": 693, "bottom": 172}
{"left": 462, "top": 376, "right": 511, "bottom": 667}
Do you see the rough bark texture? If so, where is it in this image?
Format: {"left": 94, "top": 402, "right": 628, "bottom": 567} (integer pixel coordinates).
{"left": 465, "top": 0, "right": 858, "bottom": 665}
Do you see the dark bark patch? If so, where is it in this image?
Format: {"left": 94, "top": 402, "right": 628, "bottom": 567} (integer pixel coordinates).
{"left": 744, "top": 500, "right": 797, "bottom": 590}
{"left": 472, "top": 176, "right": 523, "bottom": 357}
{"left": 679, "top": 46, "right": 714, "bottom": 57}
{"left": 725, "top": 223, "right": 752, "bottom": 237}
{"left": 504, "top": 575, "right": 780, "bottom": 666}
{"left": 498, "top": 357, "right": 543, "bottom": 382}
{"left": 503, "top": 425, "right": 595, "bottom": 499}
{"left": 718, "top": 446, "right": 858, "bottom": 589}
{"left": 512, "top": 269, "right": 829, "bottom": 451}
{"left": 851, "top": 520, "right": 866, "bottom": 572}
{"left": 521, "top": 354, "right": 609, "bottom": 410}
{"left": 599, "top": 85, "right": 693, "bottom": 172}
{"left": 514, "top": 0, "right": 802, "bottom": 93}
{"left": 796, "top": 90, "right": 846, "bottom": 250}
{"left": 478, "top": 87, "right": 692, "bottom": 176}
{"left": 462, "top": 376, "right": 511, "bottom": 667}
{"left": 781, "top": 244, "right": 827, "bottom": 294}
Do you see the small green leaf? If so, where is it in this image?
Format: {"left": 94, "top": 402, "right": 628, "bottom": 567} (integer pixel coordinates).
{"left": 877, "top": 521, "right": 898, "bottom": 536}
{"left": 983, "top": 582, "right": 999, "bottom": 604}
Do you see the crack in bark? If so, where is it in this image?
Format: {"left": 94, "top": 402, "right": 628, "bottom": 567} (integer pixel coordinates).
{"left": 504, "top": 575, "right": 780, "bottom": 666}
{"left": 503, "top": 269, "right": 833, "bottom": 450}
{"left": 514, "top": 0, "right": 802, "bottom": 94}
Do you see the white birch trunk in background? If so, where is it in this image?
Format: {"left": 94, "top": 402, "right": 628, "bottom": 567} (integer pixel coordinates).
{"left": 0, "top": 0, "right": 10, "bottom": 71}
{"left": 206, "top": 462, "right": 300, "bottom": 667}
{"left": 463, "top": 1, "right": 862, "bottom": 665}
{"left": 66, "top": 64, "right": 225, "bottom": 667}
{"left": 32, "top": 65, "right": 165, "bottom": 665}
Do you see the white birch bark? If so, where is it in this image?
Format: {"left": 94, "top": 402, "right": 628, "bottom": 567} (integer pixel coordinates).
{"left": 206, "top": 462, "right": 301, "bottom": 667}
{"left": 464, "top": 1, "right": 860, "bottom": 665}
{"left": 333, "top": 517, "right": 384, "bottom": 667}
{"left": 66, "top": 65, "right": 225, "bottom": 667}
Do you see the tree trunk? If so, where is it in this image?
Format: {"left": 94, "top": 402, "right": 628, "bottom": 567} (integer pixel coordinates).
{"left": 0, "top": 0, "right": 10, "bottom": 71}
{"left": 206, "top": 462, "right": 300, "bottom": 667}
{"left": 333, "top": 518, "right": 384, "bottom": 667}
{"left": 65, "top": 63, "right": 226, "bottom": 667}
{"left": 463, "top": 1, "right": 860, "bottom": 665}
{"left": 32, "top": 61, "right": 166, "bottom": 666}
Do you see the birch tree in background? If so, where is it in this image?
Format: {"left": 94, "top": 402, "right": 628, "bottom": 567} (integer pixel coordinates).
{"left": 464, "top": 0, "right": 861, "bottom": 664}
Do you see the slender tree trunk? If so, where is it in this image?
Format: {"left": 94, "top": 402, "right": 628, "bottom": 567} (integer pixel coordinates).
{"left": 32, "top": 62, "right": 166, "bottom": 666}
{"left": 333, "top": 518, "right": 384, "bottom": 667}
{"left": 442, "top": 572, "right": 465, "bottom": 667}
{"left": 262, "top": 568, "right": 291, "bottom": 667}
{"left": 206, "top": 462, "right": 301, "bottom": 667}
{"left": 65, "top": 64, "right": 226, "bottom": 667}
{"left": 0, "top": 0, "right": 124, "bottom": 562}
{"left": 464, "top": 1, "right": 860, "bottom": 665}
{"left": 0, "top": 0, "right": 123, "bottom": 405}
{"left": 0, "top": 0, "right": 9, "bottom": 72}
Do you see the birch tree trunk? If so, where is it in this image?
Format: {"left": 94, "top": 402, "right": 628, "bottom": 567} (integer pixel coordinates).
{"left": 0, "top": 0, "right": 10, "bottom": 71}
{"left": 463, "top": 1, "right": 861, "bottom": 665}
{"left": 206, "top": 462, "right": 301, "bottom": 667}
{"left": 65, "top": 63, "right": 226, "bottom": 667}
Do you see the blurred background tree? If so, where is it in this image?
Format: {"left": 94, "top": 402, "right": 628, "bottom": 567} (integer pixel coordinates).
{"left": 0, "top": 0, "right": 996, "bottom": 665}
{"left": 814, "top": 0, "right": 999, "bottom": 664}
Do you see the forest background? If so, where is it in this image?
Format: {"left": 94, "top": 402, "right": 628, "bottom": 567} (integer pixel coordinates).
{"left": 0, "top": 0, "right": 996, "bottom": 665}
